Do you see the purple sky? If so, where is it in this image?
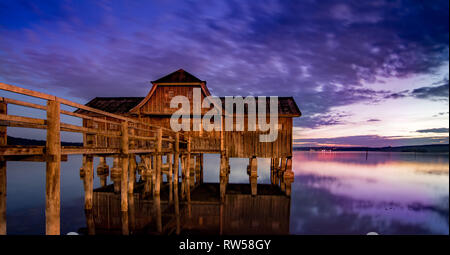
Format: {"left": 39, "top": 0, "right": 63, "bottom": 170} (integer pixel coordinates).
{"left": 0, "top": 0, "right": 448, "bottom": 147}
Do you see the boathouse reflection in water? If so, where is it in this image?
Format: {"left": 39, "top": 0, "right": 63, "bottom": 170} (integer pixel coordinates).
{"left": 85, "top": 157, "right": 292, "bottom": 235}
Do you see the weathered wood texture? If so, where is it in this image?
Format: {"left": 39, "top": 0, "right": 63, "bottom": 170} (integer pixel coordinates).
{"left": 45, "top": 100, "right": 61, "bottom": 235}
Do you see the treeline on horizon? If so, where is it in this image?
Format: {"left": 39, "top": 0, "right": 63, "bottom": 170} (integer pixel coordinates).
{"left": 6, "top": 135, "right": 449, "bottom": 153}
{"left": 7, "top": 136, "right": 83, "bottom": 147}
{"left": 294, "top": 144, "right": 449, "bottom": 153}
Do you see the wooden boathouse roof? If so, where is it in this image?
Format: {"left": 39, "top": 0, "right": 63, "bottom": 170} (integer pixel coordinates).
{"left": 78, "top": 96, "right": 301, "bottom": 117}
{"left": 76, "top": 69, "right": 301, "bottom": 117}
{"left": 77, "top": 97, "right": 144, "bottom": 114}
{"left": 152, "top": 69, "right": 205, "bottom": 83}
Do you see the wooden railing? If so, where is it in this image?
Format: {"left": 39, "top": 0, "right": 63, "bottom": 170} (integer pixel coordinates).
{"left": 0, "top": 82, "right": 191, "bottom": 235}
{"left": 0, "top": 82, "right": 187, "bottom": 157}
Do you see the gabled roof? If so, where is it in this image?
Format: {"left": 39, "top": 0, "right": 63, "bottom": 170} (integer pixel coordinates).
{"left": 76, "top": 96, "right": 301, "bottom": 117}
{"left": 152, "top": 69, "right": 204, "bottom": 83}
{"left": 75, "top": 97, "right": 144, "bottom": 114}
{"left": 218, "top": 97, "right": 301, "bottom": 117}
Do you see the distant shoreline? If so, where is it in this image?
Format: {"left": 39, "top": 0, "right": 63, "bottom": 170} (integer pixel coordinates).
{"left": 294, "top": 144, "right": 449, "bottom": 153}
{"left": 6, "top": 136, "right": 449, "bottom": 153}
{"left": 7, "top": 136, "right": 83, "bottom": 147}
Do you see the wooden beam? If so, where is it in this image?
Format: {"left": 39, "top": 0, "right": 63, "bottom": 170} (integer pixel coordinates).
{"left": 3, "top": 155, "right": 68, "bottom": 162}
{"left": 45, "top": 100, "right": 61, "bottom": 235}
{"left": 2, "top": 97, "right": 47, "bottom": 111}
{"left": 0, "top": 114, "right": 46, "bottom": 126}
{"left": 0, "top": 146, "right": 44, "bottom": 156}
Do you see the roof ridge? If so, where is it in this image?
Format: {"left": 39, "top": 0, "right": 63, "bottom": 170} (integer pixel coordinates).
{"left": 152, "top": 69, "right": 203, "bottom": 83}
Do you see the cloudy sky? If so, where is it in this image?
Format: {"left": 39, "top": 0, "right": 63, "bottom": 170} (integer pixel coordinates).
{"left": 0, "top": 0, "right": 448, "bottom": 147}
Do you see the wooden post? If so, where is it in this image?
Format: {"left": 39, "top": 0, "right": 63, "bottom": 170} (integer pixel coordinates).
{"left": 173, "top": 133, "right": 181, "bottom": 234}
{"left": 110, "top": 157, "right": 121, "bottom": 193}
{"left": 199, "top": 154, "right": 204, "bottom": 184}
{"left": 128, "top": 155, "right": 136, "bottom": 194}
{"left": 272, "top": 158, "right": 279, "bottom": 185}
{"left": 96, "top": 157, "right": 109, "bottom": 187}
{"left": 186, "top": 136, "right": 191, "bottom": 218}
{"left": 219, "top": 154, "right": 228, "bottom": 201}
{"left": 249, "top": 156, "right": 257, "bottom": 196}
{"left": 142, "top": 155, "right": 152, "bottom": 198}
{"left": 0, "top": 100, "right": 6, "bottom": 235}
{"left": 155, "top": 128, "right": 162, "bottom": 232}
{"left": 128, "top": 128, "right": 136, "bottom": 194}
{"left": 195, "top": 155, "right": 201, "bottom": 187}
{"left": 180, "top": 155, "right": 186, "bottom": 200}
{"left": 219, "top": 203, "right": 224, "bottom": 235}
{"left": 46, "top": 100, "right": 61, "bottom": 235}
{"left": 279, "top": 157, "right": 287, "bottom": 192}
{"left": 190, "top": 154, "right": 195, "bottom": 189}
{"left": 128, "top": 155, "right": 136, "bottom": 233}
{"left": 168, "top": 153, "right": 173, "bottom": 203}
{"left": 120, "top": 121, "right": 129, "bottom": 235}
{"left": 85, "top": 208, "right": 95, "bottom": 236}
{"left": 283, "top": 157, "right": 294, "bottom": 196}
{"left": 82, "top": 118, "right": 94, "bottom": 235}
{"left": 83, "top": 155, "right": 94, "bottom": 210}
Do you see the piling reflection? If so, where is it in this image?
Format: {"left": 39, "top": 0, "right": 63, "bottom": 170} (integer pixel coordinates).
{"left": 84, "top": 182, "right": 291, "bottom": 235}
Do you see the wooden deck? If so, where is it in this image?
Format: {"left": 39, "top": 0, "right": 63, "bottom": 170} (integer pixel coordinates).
{"left": 0, "top": 82, "right": 295, "bottom": 235}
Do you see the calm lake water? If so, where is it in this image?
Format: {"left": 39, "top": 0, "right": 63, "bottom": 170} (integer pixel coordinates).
{"left": 5, "top": 151, "right": 449, "bottom": 235}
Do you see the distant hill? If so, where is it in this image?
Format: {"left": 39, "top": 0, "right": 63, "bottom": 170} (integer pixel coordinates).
{"left": 294, "top": 144, "right": 449, "bottom": 153}
{"left": 7, "top": 136, "right": 83, "bottom": 147}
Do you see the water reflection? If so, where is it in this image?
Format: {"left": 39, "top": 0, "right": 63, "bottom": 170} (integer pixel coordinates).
{"left": 290, "top": 151, "right": 449, "bottom": 235}
{"left": 5, "top": 152, "right": 449, "bottom": 235}
{"left": 87, "top": 183, "right": 290, "bottom": 235}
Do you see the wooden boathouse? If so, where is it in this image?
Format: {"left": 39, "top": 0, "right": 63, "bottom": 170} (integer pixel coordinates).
{"left": 0, "top": 69, "right": 300, "bottom": 235}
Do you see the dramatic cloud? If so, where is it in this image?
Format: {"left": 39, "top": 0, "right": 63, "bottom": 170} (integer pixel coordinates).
{"left": 416, "top": 128, "right": 449, "bottom": 134}
{"left": 367, "top": 119, "right": 381, "bottom": 122}
{"left": 384, "top": 77, "right": 449, "bottom": 101}
{"left": 0, "top": 0, "right": 448, "bottom": 130}
{"left": 411, "top": 78, "right": 449, "bottom": 100}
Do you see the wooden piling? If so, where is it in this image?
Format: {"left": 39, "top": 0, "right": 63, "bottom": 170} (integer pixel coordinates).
{"left": 111, "top": 157, "right": 121, "bottom": 193}
{"left": 249, "top": 156, "right": 257, "bottom": 196}
{"left": 155, "top": 128, "right": 162, "bottom": 232}
{"left": 45, "top": 100, "right": 61, "bottom": 235}
{"left": 279, "top": 157, "right": 287, "bottom": 192}
{"left": 83, "top": 155, "right": 94, "bottom": 210}
{"left": 195, "top": 155, "right": 201, "bottom": 186}
{"left": 180, "top": 155, "right": 186, "bottom": 200}
{"left": 199, "top": 154, "right": 204, "bottom": 184}
{"left": 96, "top": 157, "right": 109, "bottom": 187}
{"left": 186, "top": 135, "right": 191, "bottom": 218}
{"left": 284, "top": 157, "right": 294, "bottom": 196}
{"left": 173, "top": 133, "right": 181, "bottom": 234}
{"left": 120, "top": 121, "right": 129, "bottom": 235}
{"left": 128, "top": 155, "right": 136, "bottom": 194}
{"left": 168, "top": 153, "right": 173, "bottom": 203}
{"left": 219, "top": 154, "right": 228, "bottom": 201}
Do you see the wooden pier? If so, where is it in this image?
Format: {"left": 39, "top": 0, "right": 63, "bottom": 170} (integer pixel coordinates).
{"left": 0, "top": 70, "right": 300, "bottom": 235}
